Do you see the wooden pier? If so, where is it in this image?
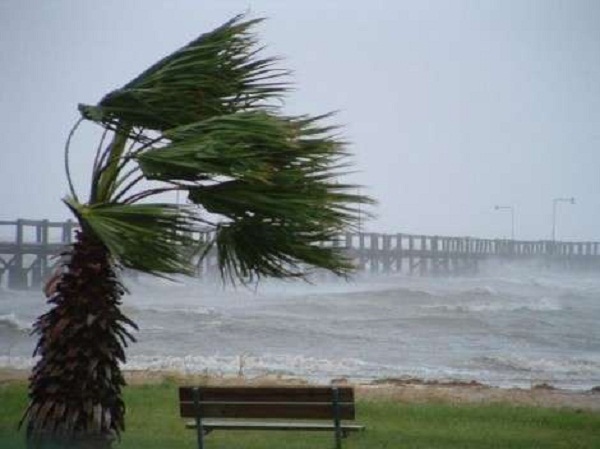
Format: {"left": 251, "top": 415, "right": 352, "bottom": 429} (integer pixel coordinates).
{"left": 1, "top": 219, "right": 599, "bottom": 290}
{"left": 338, "top": 233, "right": 600, "bottom": 276}
{"left": 0, "top": 219, "right": 77, "bottom": 290}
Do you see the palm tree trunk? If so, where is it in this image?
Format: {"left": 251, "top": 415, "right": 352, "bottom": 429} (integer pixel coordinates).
{"left": 23, "top": 229, "right": 137, "bottom": 448}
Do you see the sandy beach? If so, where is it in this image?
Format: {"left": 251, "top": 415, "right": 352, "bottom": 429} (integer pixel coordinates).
{"left": 2, "top": 368, "right": 598, "bottom": 412}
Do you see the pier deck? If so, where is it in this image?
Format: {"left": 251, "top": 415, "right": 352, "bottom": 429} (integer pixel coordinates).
{"left": 1, "top": 219, "right": 599, "bottom": 290}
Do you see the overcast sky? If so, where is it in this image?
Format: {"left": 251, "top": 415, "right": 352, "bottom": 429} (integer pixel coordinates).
{"left": 1, "top": 0, "right": 599, "bottom": 241}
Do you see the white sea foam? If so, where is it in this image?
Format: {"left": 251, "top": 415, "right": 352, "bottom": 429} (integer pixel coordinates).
{"left": 123, "top": 354, "right": 386, "bottom": 381}
{"left": 0, "top": 313, "right": 33, "bottom": 332}
{"left": 461, "top": 286, "right": 498, "bottom": 296}
{"left": 0, "top": 355, "right": 36, "bottom": 369}
{"left": 420, "top": 296, "right": 563, "bottom": 313}
{"left": 126, "top": 304, "right": 216, "bottom": 316}
{"left": 463, "top": 354, "right": 600, "bottom": 389}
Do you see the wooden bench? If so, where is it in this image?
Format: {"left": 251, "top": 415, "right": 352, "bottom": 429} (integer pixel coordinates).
{"left": 178, "top": 386, "right": 365, "bottom": 449}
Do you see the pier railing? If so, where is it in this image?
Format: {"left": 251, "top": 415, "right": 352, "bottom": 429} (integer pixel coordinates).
{"left": 1, "top": 219, "right": 599, "bottom": 289}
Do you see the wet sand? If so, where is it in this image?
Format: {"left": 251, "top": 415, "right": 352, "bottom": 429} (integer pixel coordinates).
{"left": 3, "top": 368, "right": 598, "bottom": 412}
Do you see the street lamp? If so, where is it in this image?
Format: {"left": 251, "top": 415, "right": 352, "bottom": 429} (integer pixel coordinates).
{"left": 357, "top": 187, "right": 363, "bottom": 234}
{"left": 494, "top": 205, "right": 515, "bottom": 240}
{"left": 551, "top": 197, "right": 575, "bottom": 241}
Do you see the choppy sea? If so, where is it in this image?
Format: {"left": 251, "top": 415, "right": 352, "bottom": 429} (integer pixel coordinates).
{"left": 1, "top": 264, "right": 599, "bottom": 390}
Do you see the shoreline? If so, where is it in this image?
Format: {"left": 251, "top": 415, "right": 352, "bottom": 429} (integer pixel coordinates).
{"left": 3, "top": 368, "right": 599, "bottom": 412}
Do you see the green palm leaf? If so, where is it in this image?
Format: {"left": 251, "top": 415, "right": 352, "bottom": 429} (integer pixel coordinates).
{"left": 213, "top": 217, "right": 353, "bottom": 283}
{"left": 79, "top": 15, "right": 288, "bottom": 133}
{"left": 137, "top": 112, "right": 288, "bottom": 182}
{"left": 71, "top": 201, "right": 204, "bottom": 276}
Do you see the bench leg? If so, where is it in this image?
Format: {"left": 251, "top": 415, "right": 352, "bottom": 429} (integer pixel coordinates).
{"left": 332, "top": 387, "right": 342, "bottom": 449}
{"left": 193, "top": 388, "right": 204, "bottom": 449}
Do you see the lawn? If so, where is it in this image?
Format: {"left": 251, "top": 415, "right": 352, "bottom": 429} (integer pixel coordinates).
{"left": 2, "top": 380, "right": 599, "bottom": 448}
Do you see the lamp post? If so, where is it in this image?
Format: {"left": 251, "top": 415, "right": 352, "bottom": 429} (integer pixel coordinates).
{"left": 357, "top": 188, "right": 362, "bottom": 233}
{"left": 551, "top": 197, "right": 575, "bottom": 241}
{"left": 494, "top": 205, "right": 515, "bottom": 240}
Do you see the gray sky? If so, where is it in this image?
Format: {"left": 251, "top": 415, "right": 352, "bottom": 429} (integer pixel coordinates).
{"left": 1, "top": 0, "right": 599, "bottom": 241}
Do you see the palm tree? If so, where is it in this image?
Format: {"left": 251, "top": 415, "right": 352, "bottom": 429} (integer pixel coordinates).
{"left": 21, "top": 15, "right": 371, "bottom": 448}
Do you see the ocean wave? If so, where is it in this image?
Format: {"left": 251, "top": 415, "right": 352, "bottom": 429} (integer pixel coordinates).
{"left": 318, "top": 286, "right": 436, "bottom": 302}
{"left": 420, "top": 296, "right": 562, "bottom": 313}
{"left": 0, "top": 352, "right": 383, "bottom": 381}
{"left": 0, "top": 355, "right": 37, "bottom": 369}
{"left": 460, "top": 286, "right": 499, "bottom": 297}
{"left": 471, "top": 354, "right": 600, "bottom": 376}
{"left": 0, "top": 313, "right": 33, "bottom": 332}
{"left": 121, "top": 353, "right": 405, "bottom": 382}
{"left": 124, "top": 304, "right": 216, "bottom": 316}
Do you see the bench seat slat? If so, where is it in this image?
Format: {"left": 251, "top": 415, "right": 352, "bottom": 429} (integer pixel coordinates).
{"left": 179, "top": 386, "right": 354, "bottom": 403}
{"left": 185, "top": 420, "right": 365, "bottom": 433}
{"left": 180, "top": 402, "right": 356, "bottom": 420}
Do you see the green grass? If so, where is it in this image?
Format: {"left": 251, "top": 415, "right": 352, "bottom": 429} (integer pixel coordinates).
{"left": 2, "top": 380, "right": 599, "bottom": 448}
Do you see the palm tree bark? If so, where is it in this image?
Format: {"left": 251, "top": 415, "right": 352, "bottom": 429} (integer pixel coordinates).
{"left": 23, "top": 229, "right": 136, "bottom": 448}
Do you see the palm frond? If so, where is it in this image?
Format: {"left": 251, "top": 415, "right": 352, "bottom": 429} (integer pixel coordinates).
{"left": 213, "top": 217, "right": 354, "bottom": 283}
{"left": 68, "top": 200, "right": 205, "bottom": 276}
{"left": 137, "top": 111, "right": 290, "bottom": 182}
{"left": 78, "top": 15, "right": 289, "bottom": 134}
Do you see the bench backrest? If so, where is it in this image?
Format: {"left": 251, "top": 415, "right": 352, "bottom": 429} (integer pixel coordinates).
{"left": 179, "top": 386, "right": 356, "bottom": 420}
